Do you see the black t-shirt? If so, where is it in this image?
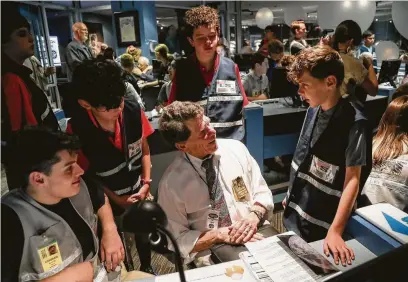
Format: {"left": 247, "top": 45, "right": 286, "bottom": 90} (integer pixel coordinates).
{"left": 312, "top": 105, "right": 368, "bottom": 168}
{"left": 1, "top": 176, "right": 105, "bottom": 282}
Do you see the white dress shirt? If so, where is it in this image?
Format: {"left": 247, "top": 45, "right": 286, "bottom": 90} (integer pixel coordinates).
{"left": 158, "top": 139, "right": 274, "bottom": 264}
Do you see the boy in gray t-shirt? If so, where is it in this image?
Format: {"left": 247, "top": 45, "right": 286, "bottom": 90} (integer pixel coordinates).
{"left": 242, "top": 52, "right": 270, "bottom": 101}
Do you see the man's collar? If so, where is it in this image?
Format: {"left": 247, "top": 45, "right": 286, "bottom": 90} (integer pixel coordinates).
{"left": 185, "top": 147, "right": 221, "bottom": 168}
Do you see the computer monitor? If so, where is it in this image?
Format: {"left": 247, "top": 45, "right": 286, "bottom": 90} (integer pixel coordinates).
{"left": 234, "top": 54, "right": 253, "bottom": 72}
{"left": 269, "top": 67, "right": 301, "bottom": 105}
{"left": 378, "top": 59, "right": 402, "bottom": 88}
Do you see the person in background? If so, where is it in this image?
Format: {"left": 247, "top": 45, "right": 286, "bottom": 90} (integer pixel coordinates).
{"left": 266, "top": 39, "right": 285, "bottom": 82}
{"left": 67, "top": 59, "right": 156, "bottom": 275}
{"left": 126, "top": 45, "right": 142, "bottom": 64}
{"left": 167, "top": 5, "right": 249, "bottom": 140}
{"left": 1, "top": 127, "right": 154, "bottom": 282}
{"left": 89, "top": 34, "right": 100, "bottom": 57}
{"left": 216, "top": 43, "right": 230, "bottom": 58}
{"left": 241, "top": 39, "right": 254, "bottom": 54}
{"left": 101, "top": 47, "right": 116, "bottom": 61}
{"left": 158, "top": 101, "right": 274, "bottom": 266}
{"left": 359, "top": 30, "right": 375, "bottom": 55}
{"left": 120, "top": 54, "right": 145, "bottom": 110}
{"left": 280, "top": 55, "right": 296, "bottom": 68}
{"left": 157, "top": 60, "right": 176, "bottom": 107}
{"left": 290, "top": 20, "right": 308, "bottom": 56}
{"left": 243, "top": 52, "right": 269, "bottom": 101}
{"left": 165, "top": 25, "right": 181, "bottom": 54}
{"left": 65, "top": 22, "right": 93, "bottom": 82}
{"left": 392, "top": 82, "right": 408, "bottom": 100}
{"left": 154, "top": 44, "right": 174, "bottom": 80}
{"left": 258, "top": 25, "right": 278, "bottom": 56}
{"left": 361, "top": 95, "right": 408, "bottom": 212}
{"left": 2, "top": 10, "right": 59, "bottom": 190}
{"left": 332, "top": 20, "right": 378, "bottom": 104}
{"left": 23, "top": 55, "right": 56, "bottom": 92}
{"left": 284, "top": 46, "right": 372, "bottom": 267}
{"left": 134, "top": 56, "right": 154, "bottom": 81}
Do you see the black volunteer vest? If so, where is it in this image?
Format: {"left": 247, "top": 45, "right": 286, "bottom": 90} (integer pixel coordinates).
{"left": 70, "top": 99, "right": 143, "bottom": 215}
{"left": 175, "top": 56, "right": 245, "bottom": 140}
{"left": 283, "top": 97, "right": 369, "bottom": 242}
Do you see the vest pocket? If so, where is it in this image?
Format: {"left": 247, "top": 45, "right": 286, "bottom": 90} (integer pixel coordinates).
{"left": 25, "top": 221, "right": 82, "bottom": 281}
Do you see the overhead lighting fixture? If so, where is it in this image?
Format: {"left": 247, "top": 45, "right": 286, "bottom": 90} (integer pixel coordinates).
{"left": 343, "top": 1, "right": 351, "bottom": 8}
{"left": 160, "top": 26, "right": 163, "bottom": 30}
{"left": 389, "top": 20, "right": 393, "bottom": 23}
{"left": 375, "top": 18, "right": 379, "bottom": 22}
{"left": 156, "top": 20, "right": 159, "bottom": 24}
{"left": 359, "top": 0, "right": 368, "bottom": 7}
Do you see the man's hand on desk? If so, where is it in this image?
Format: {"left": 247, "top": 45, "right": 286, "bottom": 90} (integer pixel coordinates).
{"left": 216, "top": 226, "right": 264, "bottom": 245}
{"left": 323, "top": 229, "right": 355, "bottom": 267}
{"left": 228, "top": 213, "right": 260, "bottom": 244}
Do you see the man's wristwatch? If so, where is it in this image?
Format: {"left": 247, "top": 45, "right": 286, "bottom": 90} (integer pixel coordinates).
{"left": 249, "top": 206, "right": 265, "bottom": 227}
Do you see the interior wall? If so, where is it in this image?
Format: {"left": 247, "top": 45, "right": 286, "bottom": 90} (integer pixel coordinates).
{"left": 82, "top": 13, "right": 114, "bottom": 48}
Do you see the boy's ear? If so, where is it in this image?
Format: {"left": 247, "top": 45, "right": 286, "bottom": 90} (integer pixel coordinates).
{"left": 78, "top": 99, "right": 92, "bottom": 110}
{"left": 326, "top": 75, "right": 337, "bottom": 88}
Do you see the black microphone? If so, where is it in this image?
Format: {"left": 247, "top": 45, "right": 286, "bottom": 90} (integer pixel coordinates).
{"left": 122, "top": 201, "right": 186, "bottom": 282}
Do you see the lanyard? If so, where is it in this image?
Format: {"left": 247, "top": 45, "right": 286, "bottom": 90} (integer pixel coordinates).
{"left": 185, "top": 153, "right": 220, "bottom": 205}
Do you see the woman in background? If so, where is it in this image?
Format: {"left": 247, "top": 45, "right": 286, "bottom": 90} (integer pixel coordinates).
{"left": 332, "top": 20, "right": 378, "bottom": 104}
{"left": 361, "top": 95, "right": 408, "bottom": 212}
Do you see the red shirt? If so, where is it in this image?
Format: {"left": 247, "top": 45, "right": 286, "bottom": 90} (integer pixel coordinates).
{"left": 167, "top": 54, "right": 249, "bottom": 106}
{"left": 66, "top": 110, "right": 154, "bottom": 171}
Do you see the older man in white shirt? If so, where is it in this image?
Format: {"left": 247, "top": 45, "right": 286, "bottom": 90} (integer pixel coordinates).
{"left": 158, "top": 101, "right": 274, "bottom": 266}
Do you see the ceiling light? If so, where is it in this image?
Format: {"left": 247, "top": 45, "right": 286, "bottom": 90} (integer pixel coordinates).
{"left": 389, "top": 20, "right": 392, "bottom": 23}
{"left": 156, "top": 20, "right": 159, "bottom": 24}
{"left": 359, "top": 0, "right": 368, "bottom": 7}
{"left": 375, "top": 18, "right": 378, "bottom": 22}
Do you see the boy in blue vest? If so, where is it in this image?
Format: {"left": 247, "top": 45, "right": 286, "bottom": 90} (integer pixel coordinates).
{"left": 283, "top": 46, "right": 371, "bottom": 267}
{"left": 167, "top": 5, "right": 249, "bottom": 140}
{"left": 66, "top": 59, "right": 156, "bottom": 274}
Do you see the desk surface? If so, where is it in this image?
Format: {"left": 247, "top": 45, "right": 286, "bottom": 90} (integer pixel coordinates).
{"left": 129, "top": 239, "right": 377, "bottom": 282}
{"left": 130, "top": 259, "right": 257, "bottom": 282}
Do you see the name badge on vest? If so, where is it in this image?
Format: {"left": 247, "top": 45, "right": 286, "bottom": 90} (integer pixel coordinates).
{"left": 37, "top": 238, "right": 63, "bottom": 272}
{"left": 207, "top": 209, "right": 220, "bottom": 229}
{"left": 232, "top": 176, "right": 249, "bottom": 202}
{"left": 309, "top": 155, "right": 339, "bottom": 184}
{"left": 216, "top": 80, "right": 236, "bottom": 94}
{"left": 128, "top": 139, "right": 142, "bottom": 158}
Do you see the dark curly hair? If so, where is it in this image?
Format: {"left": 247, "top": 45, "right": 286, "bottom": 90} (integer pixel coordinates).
{"left": 288, "top": 45, "right": 344, "bottom": 87}
{"left": 184, "top": 5, "right": 220, "bottom": 38}
{"left": 72, "top": 58, "right": 126, "bottom": 109}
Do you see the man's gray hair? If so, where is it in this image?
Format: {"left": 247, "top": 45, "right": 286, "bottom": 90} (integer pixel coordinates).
{"left": 158, "top": 101, "right": 203, "bottom": 148}
{"left": 138, "top": 56, "right": 150, "bottom": 66}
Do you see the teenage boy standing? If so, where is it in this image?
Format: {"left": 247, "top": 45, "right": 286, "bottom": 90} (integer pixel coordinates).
{"left": 67, "top": 59, "right": 156, "bottom": 274}
{"left": 167, "top": 6, "right": 248, "bottom": 140}
{"left": 283, "top": 46, "right": 371, "bottom": 267}
{"left": 242, "top": 53, "right": 269, "bottom": 101}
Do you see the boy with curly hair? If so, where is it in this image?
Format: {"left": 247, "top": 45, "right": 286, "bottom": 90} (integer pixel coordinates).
{"left": 167, "top": 6, "right": 248, "bottom": 140}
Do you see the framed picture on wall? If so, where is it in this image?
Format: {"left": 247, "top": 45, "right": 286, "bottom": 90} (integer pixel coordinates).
{"left": 114, "top": 11, "right": 141, "bottom": 47}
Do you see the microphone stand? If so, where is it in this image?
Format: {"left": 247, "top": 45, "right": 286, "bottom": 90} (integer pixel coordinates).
{"left": 151, "top": 225, "right": 186, "bottom": 282}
